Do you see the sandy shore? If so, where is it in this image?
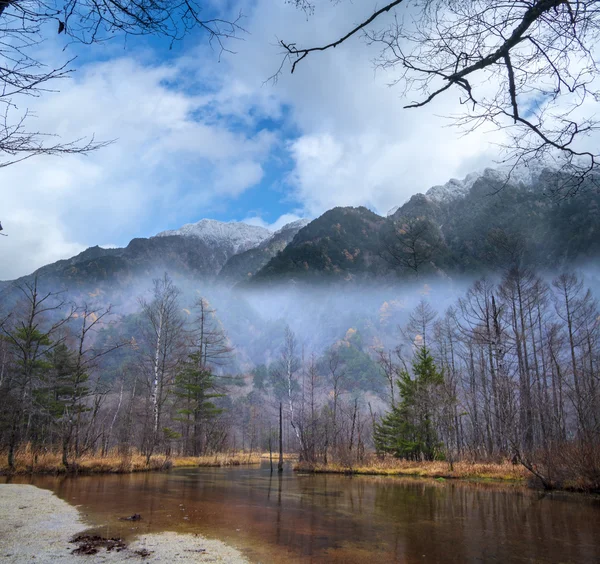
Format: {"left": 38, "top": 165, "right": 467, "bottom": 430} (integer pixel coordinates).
{"left": 0, "top": 484, "right": 249, "bottom": 563}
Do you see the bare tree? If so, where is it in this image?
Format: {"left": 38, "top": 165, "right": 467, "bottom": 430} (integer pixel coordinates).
{"left": 499, "top": 266, "right": 543, "bottom": 453}
{"left": 433, "top": 308, "right": 464, "bottom": 460}
{"left": 406, "top": 298, "right": 438, "bottom": 350}
{"left": 376, "top": 348, "right": 396, "bottom": 409}
{"left": 278, "top": 402, "right": 283, "bottom": 472}
{"left": 138, "top": 273, "right": 185, "bottom": 464}
{"left": 280, "top": 1, "right": 600, "bottom": 193}
{"left": 304, "top": 352, "right": 321, "bottom": 462}
{"left": 191, "top": 297, "right": 233, "bottom": 369}
{"left": 58, "top": 303, "right": 128, "bottom": 469}
{"left": 326, "top": 347, "right": 346, "bottom": 452}
{"left": 272, "top": 326, "right": 306, "bottom": 458}
{"left": 381, "top": 217, "right": 441, "bottom": 278}
{"left": 0, "top": 1, "right": 243, "bottom": 166}
{"left": 552, "top": 272, "right": 600, "bottom": 438}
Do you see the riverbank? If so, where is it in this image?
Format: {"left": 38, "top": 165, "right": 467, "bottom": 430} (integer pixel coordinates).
{"left": 295, "top": 457, "right": 528, "bottom": 483}
{"left": 0, "top": 449, "right": 262, "bottom": 475}
{"left": 0, "top": 484, "right": 249, "bottom": 563}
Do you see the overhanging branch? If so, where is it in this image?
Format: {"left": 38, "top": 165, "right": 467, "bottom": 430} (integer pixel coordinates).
{"left": 281, "top": 0, "right": 404, "bottom": 74}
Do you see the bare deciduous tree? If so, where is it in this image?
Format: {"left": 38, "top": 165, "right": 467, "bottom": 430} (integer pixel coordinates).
{"left": 280, "top": 1, "right": 600, "bottom": 194}
{"left": 380, "top": 217, "right": 441, "bottom": 278}
{"left": 58, "top": 303, "right": 128, "bottom": 469}
{"left": 138, "top": 273, "right": 185, "bottom": 464}
{"left": 0, "top": 1, "right": 243, "bottom": 166}
{"left": 272, "top": 326, "right": 306, "bottom": 457}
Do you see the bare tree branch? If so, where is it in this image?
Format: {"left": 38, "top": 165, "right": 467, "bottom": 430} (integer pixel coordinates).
{"left": 280, "top": 1, "right": 404, "bottom": 74}
{"left": 279, "top": 0, "right": 600, "bottom": 195}
{"left": 0, "top": 1, "right": 243, "bottom": 166}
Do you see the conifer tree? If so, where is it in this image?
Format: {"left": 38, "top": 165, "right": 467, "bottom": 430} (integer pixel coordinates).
{"left": 174, "top": 351, "right": 223, "bottom": 456}
{"left": 375, "top": 347, "right": 444, "bottom": 460}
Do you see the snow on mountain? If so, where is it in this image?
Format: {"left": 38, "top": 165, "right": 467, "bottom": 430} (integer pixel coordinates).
{"left": 426, "top": 169, "right": 498, "bottom": 203}
{"left": 155, "top": 219, "right": 272, "bottom": 254}
{"left": 256, "top": 218, "right": 310, "bottom": 250}
{"left": 273, "top": 218, "right": 310, "bottom": 236}
{"left": 501, "top": 161, "right": 550, "bottom": 186}
{"left": 426, "top": 164, "right": 549, "bottom": 204}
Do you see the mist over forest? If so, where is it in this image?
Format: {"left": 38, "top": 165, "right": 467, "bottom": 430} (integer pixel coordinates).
{"left": 2, "top": 168, "right": 600, "bottom": 494}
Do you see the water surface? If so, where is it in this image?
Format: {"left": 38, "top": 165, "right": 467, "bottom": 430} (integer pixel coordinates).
{"left": 3, "top": 464, "right": 599, "bottom": 563}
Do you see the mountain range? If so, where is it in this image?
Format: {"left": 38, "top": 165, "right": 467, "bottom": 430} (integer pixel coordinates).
{"left": 246, "top": 166, "right": 600, "bottom": 284}
{"left": 2, "top": 166, "right": 599, "bottom": 295}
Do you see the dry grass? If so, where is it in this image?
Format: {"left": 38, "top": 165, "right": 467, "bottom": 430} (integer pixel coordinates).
{"left": 295, "top": 456, "right": 528, "bottom": 483}
{"left": 0, "top": 446, "right": 262, "bottom": 475}
{"left": 259, "top": 452, "right": 298, "bottom": 461}
{"left": 171, "top": 452, "right": 262, "bottom": 468}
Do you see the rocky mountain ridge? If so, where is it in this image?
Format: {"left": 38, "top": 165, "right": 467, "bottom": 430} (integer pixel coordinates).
{"left": 0, "top": 218, "right": 310, "bottom": 292}
{"left": 248, "top": 166, "right": 600, "bottom": 284}
{"left": 218, "top": 219, "right": 311, "bottom": 283}
{"left": 424, "top": 164, "right": 548, "bottom": 204}
{"left": 2, "top": 166, "right": 599, "bottom": 295}
{"left": 155, "top": 218, "right": 272, "bottom": 255}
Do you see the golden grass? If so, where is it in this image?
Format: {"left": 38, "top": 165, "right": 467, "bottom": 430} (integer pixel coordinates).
{"left": 0, "top": 445, "right": 262, "bottom": 475}
{"left": 259, "top": 452, "right": 298, "bottom": 461}
{"left": 171, "top": 452, "right": 262, "bottom": 468}
{"left": 295, "top": 456, "right": 528, "bottom": 483}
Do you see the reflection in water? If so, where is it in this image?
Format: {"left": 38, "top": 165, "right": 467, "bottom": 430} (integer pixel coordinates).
{"left": 3, "top": 464, "right": 599, "bottom": 563}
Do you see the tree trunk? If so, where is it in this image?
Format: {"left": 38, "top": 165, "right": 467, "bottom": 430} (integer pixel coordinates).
{"left": 278, "top": 402, "right": 284, "bottom": 473}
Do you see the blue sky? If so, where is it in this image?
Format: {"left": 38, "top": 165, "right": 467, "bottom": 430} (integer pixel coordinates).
{"left": 1, "top": 0, "right": 504, "bottom": 279}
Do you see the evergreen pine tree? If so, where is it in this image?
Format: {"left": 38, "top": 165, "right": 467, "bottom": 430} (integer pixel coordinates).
{"left": 174, "top": 350, "right": 223, "bottom": 456}
{"left": 375, "top": 347, "right": 444, "bottom": 460}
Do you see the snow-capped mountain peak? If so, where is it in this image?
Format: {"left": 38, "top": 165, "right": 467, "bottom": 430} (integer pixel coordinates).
{"left": 426, "top": 170, "right": 495, "bottom": 203}
{"left": 155, "top": 219, "right": 272, "bottom": 255}
{"left": 426, "top": 164, "right": 550, "bottom": 204}
{"left": 273, "top": 218, "right": 310, "bottom": 235}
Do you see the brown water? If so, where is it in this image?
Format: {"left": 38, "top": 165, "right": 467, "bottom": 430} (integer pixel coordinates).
{"left": 3, "top": 464, "right": 600, "bottom": 563}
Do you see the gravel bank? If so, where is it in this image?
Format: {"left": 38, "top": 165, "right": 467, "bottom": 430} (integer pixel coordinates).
{"left": 0, "top": 484, "right": 249, "bottom": 563}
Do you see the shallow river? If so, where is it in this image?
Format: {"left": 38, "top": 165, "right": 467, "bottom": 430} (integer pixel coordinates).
{"left": 4, "top": 464, "right": 600, "bottom": 563}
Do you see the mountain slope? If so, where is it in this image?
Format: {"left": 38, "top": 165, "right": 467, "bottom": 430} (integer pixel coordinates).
{"left": 249, "top": 168, "right": 600, "bottom": 284}
{"left": 0, "top": 220, "right": 275, "bottom": 292}
{"left": 400, "top": 167, "right": 600, "bottom": 271}
{"left": 250, "top": 207, "right": 389, "bottom": 284}
{"left": 3, "top": 168, "right": 599, "bottom": 295}
{"left": 218, "top": 219, "right": 310, "bottom": 285}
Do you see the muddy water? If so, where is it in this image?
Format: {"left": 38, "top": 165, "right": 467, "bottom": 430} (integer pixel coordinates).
{"left": 3, "top": 464, "right": 600, "bottom": 563}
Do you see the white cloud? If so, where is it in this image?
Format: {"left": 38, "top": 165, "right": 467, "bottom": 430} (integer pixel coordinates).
{"left": 214, "top": 160, "right": 266, "bottom": 197}
{"left": 242, "top": 212, "right": 305, "bottom": 231}
{"left": 1, "top": 54, "right": 276, "bottom": 279}
{"left": 0, "top": 213, "right": 85, "bottom": 282}
{"left": 225, "top": 0, "right": 504, "bottom": 216}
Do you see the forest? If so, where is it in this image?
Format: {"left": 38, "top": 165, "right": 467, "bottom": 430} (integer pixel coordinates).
{"left": 1, "top": 260, "right": 598, "bottom": 492}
